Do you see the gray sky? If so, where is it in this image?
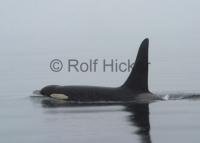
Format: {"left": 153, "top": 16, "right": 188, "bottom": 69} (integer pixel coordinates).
{"left": 0, "top": 0, "right": 200, "bottom": 94}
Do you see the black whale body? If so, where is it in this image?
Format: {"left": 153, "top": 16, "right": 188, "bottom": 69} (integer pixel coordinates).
{"left": 40, "top": 39, "right": 161, "bottom": 102}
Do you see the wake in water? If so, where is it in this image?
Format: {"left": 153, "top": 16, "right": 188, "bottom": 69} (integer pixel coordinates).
{"left": 157, "top": 92, "right": 200, "bottom": 101}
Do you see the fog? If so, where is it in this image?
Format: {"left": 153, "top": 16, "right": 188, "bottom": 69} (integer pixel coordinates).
{"left": 0, "top": 0, "right": 200, "bottom": 94}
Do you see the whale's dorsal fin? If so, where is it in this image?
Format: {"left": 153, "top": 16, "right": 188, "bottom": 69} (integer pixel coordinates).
{"left": 122, "top": 38, "right": 149, "bottom": 92}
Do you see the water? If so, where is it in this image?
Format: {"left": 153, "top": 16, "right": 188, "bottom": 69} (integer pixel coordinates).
{"left": 0, "top": 92, "right": 200, "bottom": 143}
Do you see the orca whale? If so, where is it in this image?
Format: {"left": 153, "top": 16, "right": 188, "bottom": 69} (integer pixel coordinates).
{"left": 39, "top": 39, "right": 162, "bottom": 103}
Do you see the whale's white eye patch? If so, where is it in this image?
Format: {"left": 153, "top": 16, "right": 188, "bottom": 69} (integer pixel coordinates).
{"left": 50, "top": 93, "right": 69, "bottom": 100}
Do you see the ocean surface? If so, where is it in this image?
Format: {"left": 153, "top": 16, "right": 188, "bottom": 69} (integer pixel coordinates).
{"left": 1, "top": 75, "right": 200, "bottom": 143}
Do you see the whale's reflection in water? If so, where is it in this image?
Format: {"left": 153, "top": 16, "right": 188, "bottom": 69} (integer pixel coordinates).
{"left": 125, "top": 103, "right": 151, "bottom": 143}
{"left": 40, "top": 98, "right": 152, "bottom": 143}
